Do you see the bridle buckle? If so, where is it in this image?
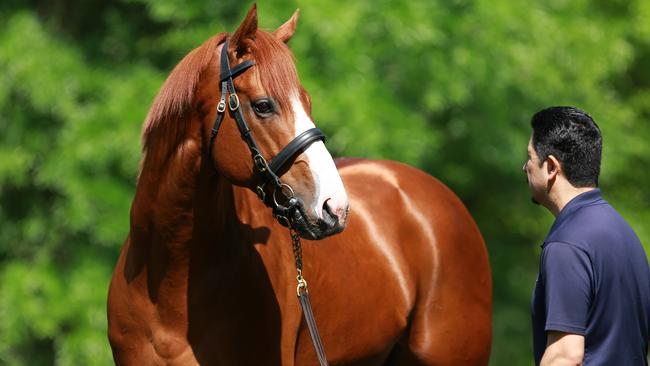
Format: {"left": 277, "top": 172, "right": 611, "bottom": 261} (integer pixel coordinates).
{"left": 255, "top": 186, "right": 266, "bottom": 201}
{"left": 217, "top": 100, "right": 226, "bottom": 113}
{"left": 254, "top": 154, "right": 268, "bottom": 173}
{"left": 228, "top": 93, "right": 240, "bottom": 111}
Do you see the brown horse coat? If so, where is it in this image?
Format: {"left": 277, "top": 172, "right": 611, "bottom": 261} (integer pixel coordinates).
{"left": 108, "top": 6, "right": 491, "bottom": 365}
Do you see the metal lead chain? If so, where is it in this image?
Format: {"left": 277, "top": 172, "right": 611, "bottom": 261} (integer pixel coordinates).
{"left": 291, "top": 228, "right": 308, "bottom": 296}
{"left": 291, "top": 228, "right": 303, "bottom": 271}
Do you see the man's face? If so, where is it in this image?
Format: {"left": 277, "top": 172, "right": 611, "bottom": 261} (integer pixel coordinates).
{"left": 523, "top": 136, "right": 547, "bottom": 205}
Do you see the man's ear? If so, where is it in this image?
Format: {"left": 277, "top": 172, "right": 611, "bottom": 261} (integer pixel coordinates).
{"left": 230, "top": 4, "right": 258, "bottom": 57}
{"left": 546, "top": 155, "right": 562, "bottom": 180}
{"left": 273, "top": 9, "right": 300, "bottom": 43}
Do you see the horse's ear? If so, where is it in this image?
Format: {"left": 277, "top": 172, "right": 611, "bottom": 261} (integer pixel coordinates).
{"left": 273, "top": 9, "right": 300, "bottom": 44}
{"left": 231, "top": 4, "right": 258, "bottom": 56}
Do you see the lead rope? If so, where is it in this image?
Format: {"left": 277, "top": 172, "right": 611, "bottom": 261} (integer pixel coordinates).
{"left": 290, "top": 227, "right": 330, "bottom": 366}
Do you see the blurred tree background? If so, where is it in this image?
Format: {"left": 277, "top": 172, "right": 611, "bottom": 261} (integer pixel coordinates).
{"left": 1, "top": 0, "right": 649, "bottom": 364}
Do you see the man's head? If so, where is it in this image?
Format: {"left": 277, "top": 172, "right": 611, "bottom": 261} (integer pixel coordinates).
{"left": 530, "top": 106, "right": 602, "bottom": 187}
{"left": 523, "top": 106, "right": 602, "bottom": 208}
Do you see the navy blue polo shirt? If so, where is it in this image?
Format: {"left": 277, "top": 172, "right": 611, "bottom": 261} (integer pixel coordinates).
{"left": 532, "top": 189, "right": 650, "bottom": 365}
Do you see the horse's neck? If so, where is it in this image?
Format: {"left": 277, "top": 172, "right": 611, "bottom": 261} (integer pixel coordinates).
{"left": 131, "top": 136, "right": 237, "bottom": 256}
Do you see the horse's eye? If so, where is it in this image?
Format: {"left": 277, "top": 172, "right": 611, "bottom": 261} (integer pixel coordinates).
{"left": 252, "top": 99, "right": 275, "bottom": 117}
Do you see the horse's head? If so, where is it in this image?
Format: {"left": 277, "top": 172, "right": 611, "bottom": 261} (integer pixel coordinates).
{"left": 201, "top": 5, "right": 349, "bottom": 240}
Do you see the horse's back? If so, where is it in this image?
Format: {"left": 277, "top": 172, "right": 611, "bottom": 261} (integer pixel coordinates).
{"left": 326, "top": 158, "right": 491, "bottom": 365}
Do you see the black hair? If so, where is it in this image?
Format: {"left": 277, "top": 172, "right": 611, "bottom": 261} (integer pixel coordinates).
{"left": 531, "top": 106, "right": 602, "bottom": 187}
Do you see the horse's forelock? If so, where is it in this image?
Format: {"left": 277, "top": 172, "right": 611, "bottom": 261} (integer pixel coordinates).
{"left": 251, "top": 30, "right": 301, "bottom": 115}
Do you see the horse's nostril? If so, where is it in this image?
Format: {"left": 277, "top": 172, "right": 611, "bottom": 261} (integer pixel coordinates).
{"left": 321, "top": 199, "right": 338, "bottom": 226}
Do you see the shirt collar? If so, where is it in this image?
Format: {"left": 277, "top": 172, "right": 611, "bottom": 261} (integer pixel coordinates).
{"left": 546, "top": 188, "right": 604, "bottom": 239}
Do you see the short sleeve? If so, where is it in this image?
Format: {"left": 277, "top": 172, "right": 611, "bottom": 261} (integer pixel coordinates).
{"left": 540, "top": 242, "right": 593, "bottom": 334}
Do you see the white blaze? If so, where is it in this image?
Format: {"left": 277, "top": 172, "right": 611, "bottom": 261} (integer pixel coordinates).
{"left": 291, "top": 96, "right": 349, "bottom": 222}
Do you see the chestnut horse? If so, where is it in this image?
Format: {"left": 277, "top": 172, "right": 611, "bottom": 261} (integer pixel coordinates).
{"left": 107, "top": 5, "right": 491, "bottom": 365}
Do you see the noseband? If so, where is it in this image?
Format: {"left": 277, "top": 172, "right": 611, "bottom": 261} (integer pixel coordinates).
{"left": 208, "top": 40, "right": 326, "bottom": 225}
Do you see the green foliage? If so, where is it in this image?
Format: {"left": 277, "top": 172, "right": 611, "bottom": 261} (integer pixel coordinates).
{"left": 1, "top": 0, "right": 649, "bottom": 364}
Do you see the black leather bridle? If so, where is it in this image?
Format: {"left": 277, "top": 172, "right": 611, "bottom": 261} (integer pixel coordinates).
{"left": 209, "top": 39, "right": 331, "bottom": 366}
{"left": 208, "top": 40, "right": 326, "bottom": 225}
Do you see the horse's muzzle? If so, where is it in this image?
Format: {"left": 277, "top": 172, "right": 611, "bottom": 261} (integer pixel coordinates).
{"left": 290, "top": 201, "right": 347, "bottom": 240}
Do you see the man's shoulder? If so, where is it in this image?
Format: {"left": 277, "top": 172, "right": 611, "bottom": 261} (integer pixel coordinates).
{"left": 540, "top": 241, "right": 591, "bottom": 269}
{"left": 546, "top": 201, "right": 628, "bottom": 246}
{"left": 546, "top": 201, "right": 646, "bottom": 272}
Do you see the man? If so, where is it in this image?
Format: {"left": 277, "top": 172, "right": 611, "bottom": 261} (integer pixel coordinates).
{"left": 523, "top": 106, "right": 650, "bottom": 365}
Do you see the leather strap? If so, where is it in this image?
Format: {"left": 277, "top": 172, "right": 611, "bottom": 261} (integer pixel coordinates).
{"left": 299, "top": 292, "right": 329, "bottom": 366}
{"left": 208, "top": 42, "right": 255, "bottom": 165}
{"left": 221, "top": 59, "right": 255, "bottom": 81}
{"left": 220, "top": 41, "right": 281, "bottom": 190}
{"left": 269, "top": 128, "right": 326, "bottom": 174}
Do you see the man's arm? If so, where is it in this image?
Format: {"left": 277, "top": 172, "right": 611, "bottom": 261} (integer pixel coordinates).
{"left": 540, "top": 331, "right": 584, "bottom": 366}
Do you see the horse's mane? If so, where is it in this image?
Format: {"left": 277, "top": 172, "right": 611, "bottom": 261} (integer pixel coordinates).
{"left": 140, "top": 30, "right": 300, "bottom": 168}
{"left": 141, "top": 33, "right": 226, "bottom": 156}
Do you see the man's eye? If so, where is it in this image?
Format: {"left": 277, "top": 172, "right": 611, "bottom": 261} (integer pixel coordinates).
{"left": 252, "top": 99, "right": 275, "bottom": 116}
